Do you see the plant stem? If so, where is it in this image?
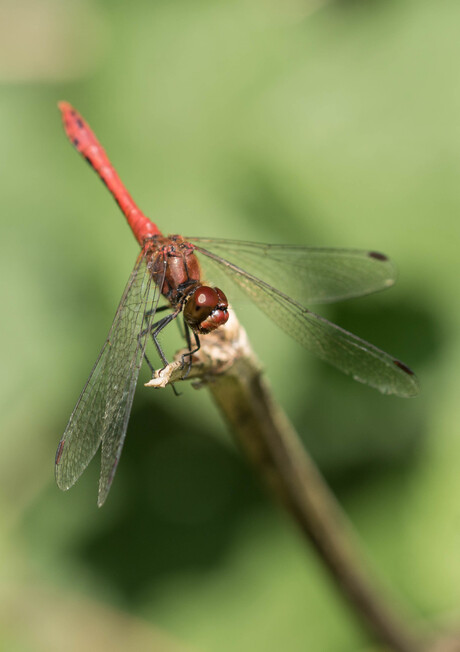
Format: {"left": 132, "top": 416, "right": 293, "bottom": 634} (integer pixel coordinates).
{"left": 209, "top": 356, "right": 422, "bottom": 652}
{"left": 149, "top": 312, "right": 423, "bottom": 652}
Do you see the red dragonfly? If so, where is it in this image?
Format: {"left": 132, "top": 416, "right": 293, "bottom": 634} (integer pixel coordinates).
{"left": 55, "top": 102, "right": 419, "bottom": 506}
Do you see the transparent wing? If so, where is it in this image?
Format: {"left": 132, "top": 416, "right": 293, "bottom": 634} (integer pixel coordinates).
{"left": 55, "top": 251, "right": 162, "bottom": 506}
{"left": 188, "top": 238, "right": 396, "bottom": 304}
{"left": 194, "top": 246, "right": 419, "bottom": 398}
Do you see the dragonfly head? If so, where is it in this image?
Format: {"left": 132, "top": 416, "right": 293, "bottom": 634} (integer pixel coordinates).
{"left": 183, "top": 286, "right": 229, "bottom": 334}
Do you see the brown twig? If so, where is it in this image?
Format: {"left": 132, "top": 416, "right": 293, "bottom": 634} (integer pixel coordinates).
{"left": 147, "top": 309, "right": 424, "bottom": 652}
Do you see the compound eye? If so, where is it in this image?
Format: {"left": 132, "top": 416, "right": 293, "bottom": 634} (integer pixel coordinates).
{"left": 194, "top": 286, "right": 219, "bottom": 314}
{"left": 184, "top": 286, "right": 219, "bottom": 326}
{"left": 184, "top": 285, "right": 229, "bottom": 333}
{"left": 214, "top": 288, "right": 228, "bottom": 307}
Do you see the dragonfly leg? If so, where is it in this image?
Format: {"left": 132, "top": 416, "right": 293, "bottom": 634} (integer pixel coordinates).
{"left": 145, "top": 304, "right": 169, "bottom": 319}
{"left": 138, "top": 310, "right": 179, "bottom": 376}
{"left": 140, "top": 305, "right": 171, "bottom": 374}
{"left": 180, "top": 322, "right": 201, "bottom": 379}
{"left": 138, "top": 332, "right": 157, "bottom": 378}
{"left": 142, "top": 350, "right": 156, "bottom": 377}
{"left": 150, "top": 311, "right": 183, "bottom": 397}
{"left": 150, "top": 310, "right": 181, "bottom": 367}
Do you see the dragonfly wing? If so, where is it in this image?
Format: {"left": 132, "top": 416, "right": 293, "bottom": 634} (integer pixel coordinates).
{"left": 188, "top": 238, "right": 396, "bottom": 305}
{"left": 55, "top": 251, "right": 162, "bottom": 506}
{"left": 194, "top": 246, "right": 419, "bottom": 397}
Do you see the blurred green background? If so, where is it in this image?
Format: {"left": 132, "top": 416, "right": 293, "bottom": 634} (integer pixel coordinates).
{"left": 1, "top": 0, "right": 459, "bottom": 650}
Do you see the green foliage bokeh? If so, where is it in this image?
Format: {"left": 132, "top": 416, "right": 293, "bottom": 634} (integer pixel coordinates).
{"left": 0, "top": 1, "right": 458, "bottom": 650}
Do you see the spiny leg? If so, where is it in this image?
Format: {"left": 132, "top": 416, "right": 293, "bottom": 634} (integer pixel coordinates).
{"left": 151, "top": 310, "right": 181, "bottom": 367}
{"left": 140, "top": 292, "right": 197, "bottom": 389}
{"left": 145, "top": 304, "right": 169, "bottom": 319}
{"left": 138, "top": 311, "right": 182, "bottom": 396}
{"left": 139, "top": 305, "right": 170, "bottom": 376}
{"left": 138, "top": 310, "right": 177, "bottom": 375}
{"left": 151, "top": 310, "right": 183, "bottom": 396}
{"left": 180, "top": 318, "right": 201, "bottom": 379}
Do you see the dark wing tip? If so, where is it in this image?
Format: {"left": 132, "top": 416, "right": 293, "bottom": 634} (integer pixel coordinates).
{"left": 368, "top": 251, "right": 389, "bottom": 262}
{"left": 55, "top": 439, "right": 65, "bottom": 465}
{"left": 54, "top": 440, "right": 71, "bottom": 490}
{"left": 394, "top": 359, "right": 415, "bottom": 376}
{"left": 393, "top": 359, "right": 420, "bottom": 397}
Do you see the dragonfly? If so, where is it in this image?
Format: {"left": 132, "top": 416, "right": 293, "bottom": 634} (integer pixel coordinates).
{"left": 55, "top": 102, "right": 419, "bottom": 507}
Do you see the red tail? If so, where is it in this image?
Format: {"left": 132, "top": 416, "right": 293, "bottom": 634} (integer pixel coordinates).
{"left": 58, "top": 102, "right": 160, "bottom": 245}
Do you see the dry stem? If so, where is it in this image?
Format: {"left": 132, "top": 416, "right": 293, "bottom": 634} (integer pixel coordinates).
{"left": 146, "top": 309, "right": 425, "bottom": 652}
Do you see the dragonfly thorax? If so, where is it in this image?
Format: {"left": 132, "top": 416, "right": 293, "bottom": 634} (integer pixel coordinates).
{"left": 145, "top": 235, "right": 229, "bottom": 333}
